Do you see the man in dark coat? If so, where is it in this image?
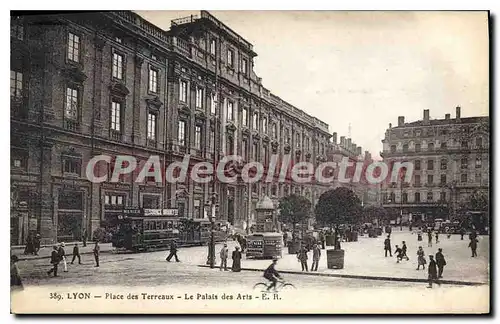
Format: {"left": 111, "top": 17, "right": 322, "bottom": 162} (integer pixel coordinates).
{"left": 283, "top": 232, "right": 288, "bottom": 248}
{"left": 33, "top": 234, "right": 41, "bottom": 255}
{"left": 320, "top": 231, "right": 326, "bottom": 250}
{"left": 47, "top": 246, "right": 60, "bottom": 277}
{"left": 166, "top": 240, "right": 180, "bottom": 262}
{"left": 11, "top": 255, "right": 22, "bottom": 288}
{"left": 402, "top": 241, "right": 409, "bottom": 261}
{"left": 231, "top": 246, "right": 242, "bottom": 272}
{"left": 93, "top": 241, "right": 100, "bottom": 267}
{"left": 427, "top": 230, "right": 433, "bottom": 247}
{"left": 427, "top": 255, "right": 441, "bottom": 288}
{"left": 384, "top": 236, "right": 392, "bottom": 257}
{"left": 311, "top": 244, "right": 321, "bottom": 271}
{"left": 263, "top": 259, "right": 281, "bottom": 292}
{"left": 469, "top": 237, "right": 478, "bottom": 257}
{"left": 71, "top": 243, "right": 82, "bottom": 265}
{"left": 297, "top": 245, "right": 308, "bottom": 271}
{"left": 435, "top": 248, "right": 446, "bottom": 278}
{"left": 460, "top": 228, "right": 465, "bottom": 240}
{"left": 24, "top": 233, "right": 34, "bottom": 255}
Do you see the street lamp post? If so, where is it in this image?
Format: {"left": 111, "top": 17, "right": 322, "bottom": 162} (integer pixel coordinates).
{"left": 207, "top": 194, "right": 216, "bottom": 268}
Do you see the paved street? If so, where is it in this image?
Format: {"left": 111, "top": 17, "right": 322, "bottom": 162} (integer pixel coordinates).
{"left": 243, "top": 230, "right": 489, "bottom": 284}
{"left": 13, "top": 233, "right": 490, "bottom": 313}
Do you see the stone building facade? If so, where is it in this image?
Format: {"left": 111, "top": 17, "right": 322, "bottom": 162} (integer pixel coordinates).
{"left": 10, "top": 11, "right": 331, "bottom": 244}
{"left": 380, "top": 107, "right": 489, "bottom": 224}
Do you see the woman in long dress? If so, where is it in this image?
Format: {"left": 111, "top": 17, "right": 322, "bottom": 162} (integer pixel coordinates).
{"left": 416, "top": 246, "right": 426, "bottom": 270}
{"left": 231, "top": 247, "right": 242, "bottom": 272}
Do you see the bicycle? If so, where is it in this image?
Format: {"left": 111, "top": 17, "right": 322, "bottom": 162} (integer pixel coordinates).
{"left": 253, "top": 278, "right": 296, "bottom": 292}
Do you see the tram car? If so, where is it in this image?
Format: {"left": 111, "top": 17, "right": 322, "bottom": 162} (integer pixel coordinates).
{"left": 112, "top": 208, "right": 228, "bottom": 252}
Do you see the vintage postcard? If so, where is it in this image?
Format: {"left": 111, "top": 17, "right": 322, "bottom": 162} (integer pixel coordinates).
{"left": 10, "top": 10, "right": 490, "bottom": 314}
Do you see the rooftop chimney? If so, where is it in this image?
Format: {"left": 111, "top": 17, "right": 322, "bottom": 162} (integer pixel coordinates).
{"left": 398, "top": 116, "right": 405, "bottom": 127}
{"left": 352, "top": 144, "right": 357, "bottom": 153}
{"left": 340, "top": 136, "right": 345, "bottom": 147}
{"left": 456, "top": 106, "right": 461, "bottom": 120}
{"left": 445, "top": 113, "right": 450, "bottom": 120}
{"left": 357, "top": 147, "right": 362, "bottom": 156}
{"left": 332, "top": 132, "right": 337, "bottom": 144}
{"left": 365, "top": 150, "right": 371, "bottom": 160}
{"left": 347, "top": 138, "right": 352, "bottom": 150}
{"left": 423, "top": 109, "right": 430, "bottom": 124}
{"left": 389, "top": 123, "right": 392, "bottom": 129}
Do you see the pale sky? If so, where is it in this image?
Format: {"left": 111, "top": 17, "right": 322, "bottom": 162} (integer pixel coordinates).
{"left": 137, "top": 11, "right": 489, "bottom": 158}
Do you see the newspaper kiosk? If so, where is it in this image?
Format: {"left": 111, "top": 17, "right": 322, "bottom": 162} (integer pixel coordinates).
{"left": 246, "top": 196, "right": 283, "bottom": 259}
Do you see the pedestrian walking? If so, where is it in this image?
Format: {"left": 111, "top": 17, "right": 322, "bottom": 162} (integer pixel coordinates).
{"left": 47, "top": 245, "right": 60, "bottom": 277}
{"left": 33, "top": 234, "right": 41, "bottom": 255}
{"left": 427, "top": 255, "right": 441, "bottom": 288}
{"left": 23, "top": 233, "right": 34, "bottom": 255}
{"left": 82, "top": 229, "right": 87, "bottom": 247}
{"left": 417, "top": 230, "right": 423, "bottom": 242}
{"left": 427, "top": 230, "right": 433, "bottom": 247}
{"left": 435, "top": 248, "right": 446, "bottom": 278}
{"left": 219, "top": 243, "right": 229, "bottom": 271}
{"left": 384, "top": 235, "right": 392, "bottom": 257}
{"left": 320, "top": 231, "right": 326, "bottom": 250}
{"left": 460, "top": 228, "right": 465, "bottom": 240}
{"left": 11, "top": 255, "right": 23, "bottom": 288}
{"left": 93, "top": 241, "right": 100, "bottom": 267}
{"left": 166, "top": 240, "right": 180, "bottom": 262}
{"left": 395, "top": 245, "right": 403, "bottom": 263}
{"left": 58, "top": 242, "right": 68, "bottom": 272}
{"left": 435, "top": 231, "right": 440, "bottom": 244}
{"left": 71, "top": 243, "right": 81, "bottom": 264}
{"left": 231, "top": 246, "right": 242, "bottom": 272}
{"left": 297, "top": 245, "right": 308, "bottom": 271}
{"left": 283, "top": 232, "right": 288, "bottom": 248}
{"left": 402, "top": 241, "right": 409, "bottom": 261}
{"left": 311, "top": 243, "right": 321, "bottom": 271}
{"left": 469, "top": 237, "right": 478, "bottom": 257}
{"left": 416, "top": 246, "right": 426, "bottom": 270}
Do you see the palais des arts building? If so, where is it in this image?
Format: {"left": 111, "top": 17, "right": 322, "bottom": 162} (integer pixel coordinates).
{"left": 10, "top": 11, "right": 332, "bottom": 244}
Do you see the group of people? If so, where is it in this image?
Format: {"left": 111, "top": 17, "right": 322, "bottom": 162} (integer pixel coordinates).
{"left": 23, "top": 233, "right": 41, "bottom": 255}
{"left": 384, "top": 233, "right": 452, "bottom": 288}
{"left": 47, "top": 241, "right": 101, "bottom": 277}
{"left": 297, "top": 243, "right": 322, "bottom": 272}
{"left": 218, "top": 244, "right": 242, "bottom": 272}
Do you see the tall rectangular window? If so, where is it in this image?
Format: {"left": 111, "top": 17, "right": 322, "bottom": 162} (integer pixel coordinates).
{"left": 227, "top": 49, "right": 234, "bottom": 67}
{"left": 461, "top": 173, "right": 467, "bottom": 183}
{"left": 209, "top": 128, "right": 215, "bottom": 150}
{"left": 65, "top": 86, "right": 79, "bottom": 120}
{"left": 427, "top": 160, "right": 434, "bottom": 170}
{"left": 427, "top": 174, "right": 433, "bottom": 185}
{"left": 415, "top": 192, "right": 420, "bottom": 203}
{"left": 262, "top": 118, "right": 267, "bottom": 133}
{"left": 147, "top": 112, "right": 156, "bottom": 140}
{"left": 272, "top": 124, "right": 277, "bottom": 138}
{"left": 227, "top": 101, "right": 234, "bottom": 121}
{"left": 178, "top": 120, "right": 186, "bottom": 146}
{"left": 296, "top": 133, "right": 300, "bottom": 148}
{"left": 196, "top": 88, "right": 203, "bottom": 108}
{"left": 209, "top": 39, "right": 216, "bottom": 55}
{"left": 415, "top": 160, "right": 421, "bottom": 170}
{"left": 242, "top": 58, "right": 248, "bottom": 74}
{"left": 253, "top": 142, "right": 259, "bottom": 160}
{"left": 242, "top": 139, "right": 247, "bottom": 160}
{"left": 194, "top": 125, "right": 202, "bottom": 150}
{"left": 10, "top": 71, "right": 23, "bottom": 99}
{"left": 414, "top": 175, "right": 420, "bottom": 186}
{"left": 242, "top": 108, "right": 248, "bottom": 126}
{"left": 253, "top": 113, "right": 258, "bottom": 130}
{"left": 415, "top": 143, "right": 421, "bottom": 152}
{"left": 210, "top": 93, "right": 217, "bottom": 114}
{"left": 475, "top": 157, "right": 482, "bottom": 168}
{"left": 148, "top": 68, "right": 158, "bottom": 93}
{"left": 180, "top": 80, "right": 188, "bottom": 102}
{"left": 440, "top": 174, "right": 446, "bottom": 185}
{"left": 67, "top": 32, "right": 80, "bottom": 63}
{"left": 110, "top": 101, "right": 121, "bottom": 131}
{"left": 112, "top": 52, "right": 124, "bottom": 79}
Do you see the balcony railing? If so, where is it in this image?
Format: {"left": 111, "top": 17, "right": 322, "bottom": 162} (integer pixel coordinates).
{"left": 64, "top": 119, "right": 79, "bottom": 132}
{"left": 110, "top": 130, "right": 122, "bottom": 142}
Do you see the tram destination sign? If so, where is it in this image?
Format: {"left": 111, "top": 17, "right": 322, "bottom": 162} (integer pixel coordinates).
{"left": 143, "top": 208, "right": 179, "bottom": 216}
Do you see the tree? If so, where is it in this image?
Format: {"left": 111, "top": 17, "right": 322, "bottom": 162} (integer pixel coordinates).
{"left": 362, "top": 205, "right": 388, "bottom": 225}
{"left": 460, "top": 190, "right": 489, "bottom": 212}
{"left": 278, "top": 194, "right": 312, "bottom": 236}
{"left": 315, "top": 187, "right": 362, "bottom": 249}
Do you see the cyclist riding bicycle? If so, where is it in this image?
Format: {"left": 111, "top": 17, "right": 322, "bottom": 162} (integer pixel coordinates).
{"left": 263, "top": 258, "right": 281, "bottom": 292}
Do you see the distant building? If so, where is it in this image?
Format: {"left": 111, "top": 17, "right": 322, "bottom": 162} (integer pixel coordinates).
{"left": 380, "top": 107, "right": 489, "bottom": 224}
